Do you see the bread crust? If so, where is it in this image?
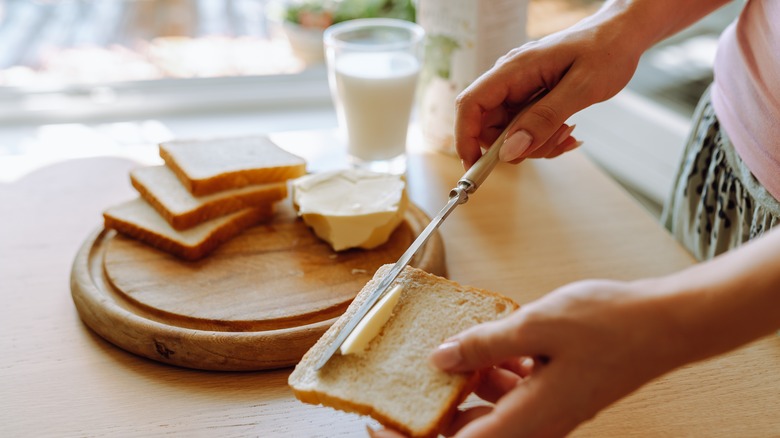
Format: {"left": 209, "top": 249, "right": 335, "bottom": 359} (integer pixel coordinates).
{"left": 291, "top": 370, "right": 478, "bottom": 438}
{"left": 159, "top": 137, "right": 306, "bottom": 196}
{"left": 130, "top": 167, "right": 287, "bottom": 230}
{"left": 103, "top": 199, "right": 273, "bottom": 260}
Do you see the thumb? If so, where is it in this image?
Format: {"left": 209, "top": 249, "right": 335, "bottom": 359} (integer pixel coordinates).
{"left": 429, "top": 315, "right": 537, "bottom": 372}
{"left": 499, "top": 76, "right": 588, "bottom": 163}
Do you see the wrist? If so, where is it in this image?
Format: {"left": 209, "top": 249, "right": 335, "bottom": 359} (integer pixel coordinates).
{"left": 583, "top": 0, "right": 731, "bottom": 58}
{"left": 638, "top": 237, "right": 780, "bottom": 369}
{"left": 624, "top": 277, "right": 698, "bottom": 374}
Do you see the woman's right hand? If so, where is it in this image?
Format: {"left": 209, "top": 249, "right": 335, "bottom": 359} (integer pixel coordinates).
{"left": 455, "top": 7, "right": 647, "bottom": 169}
{"left": 369, "top": 277, "right": 688, "bottom": 438}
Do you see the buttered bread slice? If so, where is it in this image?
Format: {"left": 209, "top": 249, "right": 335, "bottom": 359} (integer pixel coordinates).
{"left": 289, "top": 265, "right": 518, "bottom": 438}
{"left": 131, "top": 165, "right": 287, "bottom": 230}
{"left": 159, "top": 136, "right": 306, "bottom": 196}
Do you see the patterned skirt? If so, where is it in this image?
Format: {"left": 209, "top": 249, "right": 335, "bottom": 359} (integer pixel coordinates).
{"left": 661, "top": 86, "right": 780, "bottom": 261}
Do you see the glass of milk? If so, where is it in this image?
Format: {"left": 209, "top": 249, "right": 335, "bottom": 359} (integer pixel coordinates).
{"left": 324, "top": 18, "right": 424, "bottom": 174}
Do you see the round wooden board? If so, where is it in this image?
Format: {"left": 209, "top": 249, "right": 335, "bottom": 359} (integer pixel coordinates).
{"left": 70, "top": 202, "right": 446, "bottom": 371}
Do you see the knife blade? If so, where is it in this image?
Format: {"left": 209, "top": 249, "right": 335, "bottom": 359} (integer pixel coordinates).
{"left": 313, "top": 103, "right": 531, "bottom": 371}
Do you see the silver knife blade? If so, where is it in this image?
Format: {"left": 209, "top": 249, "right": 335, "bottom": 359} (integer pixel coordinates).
{"left": 313, "top": 182, "right": 471, "bottom": 371}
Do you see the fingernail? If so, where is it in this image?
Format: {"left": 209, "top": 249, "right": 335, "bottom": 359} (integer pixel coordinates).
{"left": 566, "top": 140, "right": 584, "bottom": 152}
{"left": 556, "top": 124, "right": 576, "bottom": 146}
{"left": 460, "top": 159, "right": 467, "bottom": 170}
{"left": 499, "top": 130, "right": 533, "bottom": 162}
{"left": 429, "top": 340, "right": 462, "bottom": 370}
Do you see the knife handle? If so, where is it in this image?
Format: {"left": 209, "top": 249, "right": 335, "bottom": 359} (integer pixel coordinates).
{"left": 457, "top": 97, "right": 540, "bottom": 193}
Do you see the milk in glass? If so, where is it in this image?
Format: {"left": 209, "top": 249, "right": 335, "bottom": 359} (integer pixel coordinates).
{"left": 332, "top": 51, "right": 420, "bottom": 162}
{"left": 324, "top": 18, "right": 425, "bottom": 174}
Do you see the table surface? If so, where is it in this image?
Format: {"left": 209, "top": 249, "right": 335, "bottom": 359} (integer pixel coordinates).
{"left": 1, "top": 130, "right": 778, "bottom": 437}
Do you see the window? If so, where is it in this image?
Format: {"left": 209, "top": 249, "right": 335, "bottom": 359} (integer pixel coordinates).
{"left": 0, "top": 0, "right": 420, "bottom": 122}
{"left": 0, "top": 0, "right": 326, "bottom": 122}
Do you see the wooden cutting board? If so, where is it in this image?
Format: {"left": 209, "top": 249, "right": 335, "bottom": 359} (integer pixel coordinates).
{"left": 70, "top": 201, "right": 446, "bottom": 371}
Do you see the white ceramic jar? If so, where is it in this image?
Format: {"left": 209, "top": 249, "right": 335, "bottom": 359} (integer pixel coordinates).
{"left": 416, "top": 0, "right": 528, "bottom": 155}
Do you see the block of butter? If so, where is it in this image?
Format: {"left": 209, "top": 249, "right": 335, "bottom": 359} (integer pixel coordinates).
{"left": 340, "top": 284, "right": 404, "bottom": 355}
{"left": 417, "top": 0, "right": 528, "bottom": 155}
{"left": 291, "top": 169, "right": 408, "bottom": 251}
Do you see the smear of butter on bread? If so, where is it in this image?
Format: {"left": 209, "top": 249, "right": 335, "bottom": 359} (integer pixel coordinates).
{"left": 340, "top": 284, "right": 403, "bottom": 355}
{"left": 291, "top": 169, "right": 407, "bottom": 251}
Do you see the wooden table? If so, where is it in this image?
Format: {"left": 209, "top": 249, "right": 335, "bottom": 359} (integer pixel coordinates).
{"left": 1, "top": 131, "right": 778, "bottom": 437}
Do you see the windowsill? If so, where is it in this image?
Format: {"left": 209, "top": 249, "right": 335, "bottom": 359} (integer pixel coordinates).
{"left": 0, "top": 64, "right": 332, "bottom": 124}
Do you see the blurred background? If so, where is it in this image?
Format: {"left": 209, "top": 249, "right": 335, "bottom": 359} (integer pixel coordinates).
{"left": 0, "top": 0, "right": 743, "bottom": 215}
{"left": 0, "top": 0, "right": 740, "bottom": 121}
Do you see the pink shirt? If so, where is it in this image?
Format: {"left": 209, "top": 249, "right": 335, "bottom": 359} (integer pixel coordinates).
{"left": 711, "top": 0, "right": 780, "bottom": 201}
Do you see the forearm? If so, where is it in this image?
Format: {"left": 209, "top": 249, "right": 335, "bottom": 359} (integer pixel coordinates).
{"left": 578, "top": 0, "right": 732, "bottom": 56}
{"left": 651, "top": 227, "right": 780, "bottom": 366}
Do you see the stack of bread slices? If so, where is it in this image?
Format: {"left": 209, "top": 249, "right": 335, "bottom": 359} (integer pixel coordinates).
{"left": 103, "top": 136, "right": 306, "bottom": 260}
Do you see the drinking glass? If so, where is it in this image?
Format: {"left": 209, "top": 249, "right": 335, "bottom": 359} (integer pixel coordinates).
{"left": 324, "top": 18, "right": 425, "bottom": 174}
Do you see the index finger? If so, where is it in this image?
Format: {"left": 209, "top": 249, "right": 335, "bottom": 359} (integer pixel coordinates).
{"left": 429, "top": 311, "right": 546, "bottom": 373}
{"left": 454, "top": 63, "right": 544, "bottom": 169}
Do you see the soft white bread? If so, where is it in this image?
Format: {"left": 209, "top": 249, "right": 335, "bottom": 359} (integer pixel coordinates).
{"left": 103, "top": 198, "right": 273, "bottom": 260}
{"left": 159, "top": 136, "right": 306, "bottom": 196}
{"left": 288, "top": 265, "right": 518, "bottom": 438}
{"left": 130, "top": 165, "right": 287, "bottom": 230}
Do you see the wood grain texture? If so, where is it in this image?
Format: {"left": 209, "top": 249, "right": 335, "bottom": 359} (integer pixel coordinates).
{"left": 2, "top": 136, "right": 779, "bottom": 438}
{"left": 71, "top": 201, "right": 445, "bottom": 371}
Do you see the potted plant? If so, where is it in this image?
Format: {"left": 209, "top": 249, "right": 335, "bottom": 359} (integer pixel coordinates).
{"left": 279, "top": 0, "right": 416, "bottom": 63}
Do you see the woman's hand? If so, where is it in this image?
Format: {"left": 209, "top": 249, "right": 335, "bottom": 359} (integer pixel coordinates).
{"left": 455, "top": 6, "right": 647, "bottom": 169}
{"left": 456, "top": 0, "right": 732, "bottom": 168}
{"left": 427, "top": 279, "right": 683, "bottom": 437}
{"left": 369, "top": 278, "right": 685, "bottom": 438}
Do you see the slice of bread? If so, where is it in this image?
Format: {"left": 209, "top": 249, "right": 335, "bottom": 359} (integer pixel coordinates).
{"left": 289, "top": 265, "right": 518, "bottom": 438}
{"left": 159, "top": 136, "right": 306, "bottom": 196}
{"left": 103, "top": 198, "right": 273, "bottom": 260}
{"left": 131, "top": 165, "right": 287, "bottom": 230}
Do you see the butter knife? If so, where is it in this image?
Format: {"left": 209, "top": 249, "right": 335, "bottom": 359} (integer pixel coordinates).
{"left": 314, "top": 107, "right": 528, "bottom": 371}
